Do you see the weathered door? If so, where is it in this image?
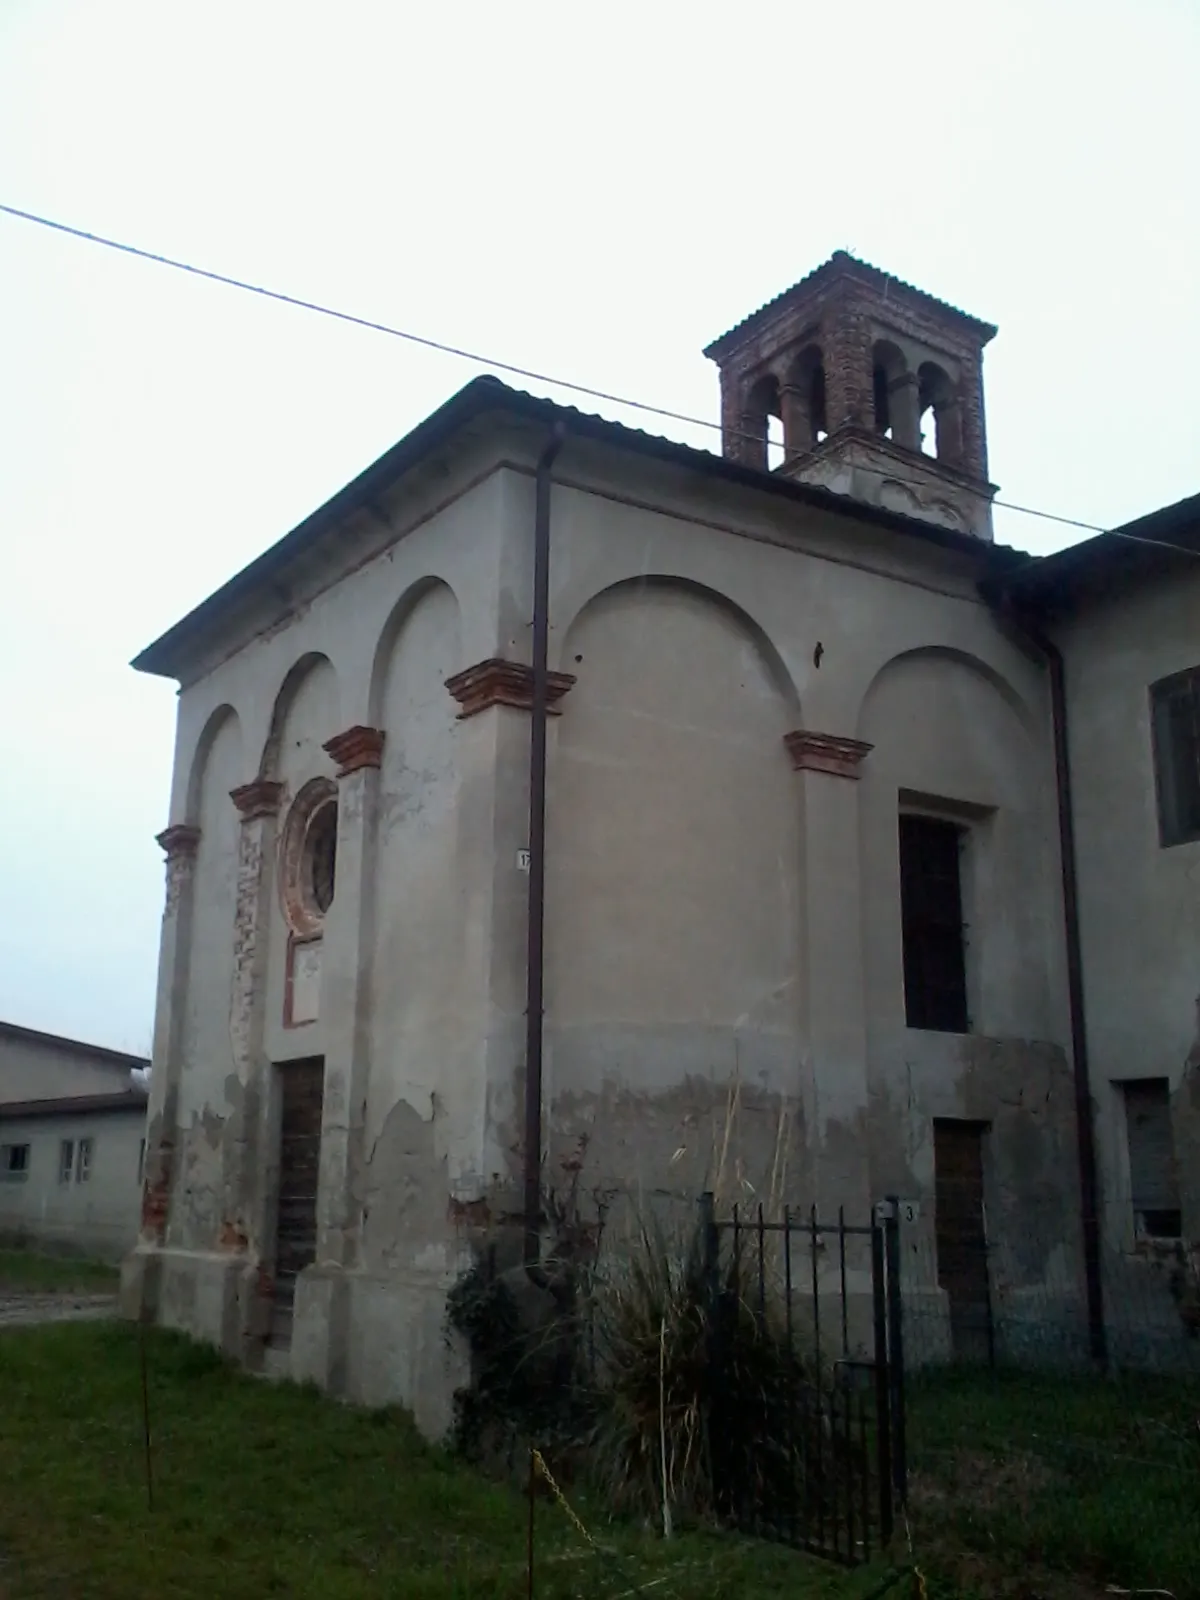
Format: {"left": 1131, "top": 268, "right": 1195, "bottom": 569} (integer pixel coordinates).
{"left": 271, "top": 1059, "right": 324, "bottom": 1346}
{"left": 933, "top": 1120, "right": 993, "bottom": 1363}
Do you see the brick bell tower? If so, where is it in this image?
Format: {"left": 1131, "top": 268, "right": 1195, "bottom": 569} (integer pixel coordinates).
{"left": 703, "top": 252, "right": 998, "bottom": 540}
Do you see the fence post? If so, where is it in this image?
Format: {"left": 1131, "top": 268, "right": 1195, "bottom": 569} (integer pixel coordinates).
{"left": 883, "top": 1194, "right": 907, "bottom": 1506}
{"left": 699, "top": 1191, "right": 721, "bottom": 1507}
{"left": 870, "top": 1207, "right": 894, "bottom": 1547}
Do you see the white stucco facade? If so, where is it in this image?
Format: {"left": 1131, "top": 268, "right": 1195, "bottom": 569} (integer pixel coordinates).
{"left": 120, "top": 259, "right": 1199, "bottom": 1424}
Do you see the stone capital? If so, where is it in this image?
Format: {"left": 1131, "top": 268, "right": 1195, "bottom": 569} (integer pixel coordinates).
{"left": 156, "top": 823, "right": 201, "bottom": 860}
{"left": 323, "top": 725, "right": 385, "bottom": 777}
{"left": 229, "top": 779, "right": 284, "bottom": 820}
{"left": 445, "top": 658, "right": 577, "bottom": 720}
{"left": 784, "top": 730, "right": 873, "bottom": 778}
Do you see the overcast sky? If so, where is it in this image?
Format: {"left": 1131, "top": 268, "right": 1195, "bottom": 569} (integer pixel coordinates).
{"left": 1, "top": 0, "right": 1196, "bottom": 1054}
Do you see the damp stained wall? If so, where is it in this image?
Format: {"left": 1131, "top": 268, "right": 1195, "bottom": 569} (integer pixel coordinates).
{"left": 1054, "top": 560, "right": 1200, "bottom": 1355}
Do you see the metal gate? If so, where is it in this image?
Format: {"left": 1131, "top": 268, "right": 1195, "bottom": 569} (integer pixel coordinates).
{"left": 700, "top": 1193, "right": 905, "bottom": 1565}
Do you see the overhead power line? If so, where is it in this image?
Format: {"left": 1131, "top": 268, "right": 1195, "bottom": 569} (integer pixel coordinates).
{"left": 2, "top": 200, "right": 1196, "bottom": 561}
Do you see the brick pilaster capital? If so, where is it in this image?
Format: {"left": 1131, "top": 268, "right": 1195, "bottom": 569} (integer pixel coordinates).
{"left": 156, "top": 823, "right": 201, "bottom": 860}
{"left": 445, "top": 658, "right": 577, "bottom": 720}
{"left": 784, "top": 730, "right": 873, "bottom": 778}
{"left": 323, "top": 725, "right": 385, "bottom": 776}
{"left": 229, "top": 779, "right": 284, "bottom": 820}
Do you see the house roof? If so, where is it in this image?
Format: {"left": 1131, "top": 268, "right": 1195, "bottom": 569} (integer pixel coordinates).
{"left": 0, "top": 1019, "right": 149, "bottom": 1073}
{"left": 0, "top": 1088, "right": 148, "bottom": 1121}
{"left": 133, "top": 374, "right": 1029, "bottom": 681}
{"left": 702, "top": 251, "right": 998, "bottom": 361}
{"left": 990, "top": 490, "right": 1200, "bottom": 615}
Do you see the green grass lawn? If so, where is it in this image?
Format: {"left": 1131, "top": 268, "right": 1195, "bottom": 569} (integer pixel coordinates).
{"left": 906, "top": 1366, "right": 1200, "bottom": 1599}
{"left": 0, "top": 1321, "right": 883, "bottom": 1600}
{"left": 1, "top": 1320, "right": 1196, "bottom": 1599}
{"left": 0, "top": 1248, "right": 119, "bottom": 1295}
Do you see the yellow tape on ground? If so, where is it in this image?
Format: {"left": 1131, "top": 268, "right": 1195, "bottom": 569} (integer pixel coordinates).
{"left": 531, "top": 1449, "right": 598, "bottom": 1551}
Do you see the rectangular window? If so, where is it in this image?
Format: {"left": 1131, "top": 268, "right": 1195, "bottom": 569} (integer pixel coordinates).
{"left": 1151, "top": 665, "right": 1200, "bottom": 847}
{"left": 59, "top": 1139, "right": 75, "bottom": 1185}
{"left": 1, "top": 1143, "right": 31, "bottom": 1182}
{"left": 899, "top": 813, "right": 969, "bottom": 1033}
{"left": 1121, "top": 1079, "right": 1181, "bottom": 1239}
{"left": 76, "top": 1137, "right": 93, "bottom": 1185}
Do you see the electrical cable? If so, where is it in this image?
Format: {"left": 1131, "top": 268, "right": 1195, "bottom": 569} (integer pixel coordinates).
{"left": 3, "top": 201, "right": 1197, "bottom": 561}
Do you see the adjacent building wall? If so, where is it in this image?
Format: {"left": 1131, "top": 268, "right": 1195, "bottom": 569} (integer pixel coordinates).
{"left": 1056, "top": 563, "right": 1200, "bottom": 1363}
{"left": 0, "top": 1022, "right": 142, "bottom": 1102}
{"left": 0, "top": 1105, "right": 146, "bottom": 1259}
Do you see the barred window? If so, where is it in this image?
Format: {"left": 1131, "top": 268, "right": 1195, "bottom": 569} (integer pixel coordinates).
{"left": 1151, "top": 666, "right": 1200, "bottom": 847}
{"left": 899, "top": 814, "right": 969, "bottom": 1033}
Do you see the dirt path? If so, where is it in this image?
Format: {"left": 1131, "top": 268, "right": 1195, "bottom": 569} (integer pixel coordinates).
{"left": 0, "top": 1292, "right": 117, "bottom": 1327}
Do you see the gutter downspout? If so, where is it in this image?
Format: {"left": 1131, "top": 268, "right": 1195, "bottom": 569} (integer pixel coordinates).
{"left": 1003, "top": 602, "right": 1107, "bottom": 1365}
{"left": 524, "top": 424, "right": 566, "bottom": 1267}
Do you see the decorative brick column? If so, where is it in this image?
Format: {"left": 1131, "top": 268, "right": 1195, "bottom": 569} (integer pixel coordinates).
{"left": 784, "top": 730, "right": 875, "bottom": 1217}
{"left": 139, "top": 824, "right": 201, "bottom": 1247}
{"left": 312, "top": 726, "right": 385, "bottom": 1270}
{"left": 223, "top": 779, "right": 283, "bottom": 1309}
{"left": 820, "top": 307, "right": 874, "bottom": 436}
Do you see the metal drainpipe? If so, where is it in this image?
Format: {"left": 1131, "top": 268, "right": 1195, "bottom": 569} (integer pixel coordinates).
{"left": 1005, "top": 604, "right": 1107, "bottom": 1364}
{"left": 524, "top": 424, "right": 566, "bottom": 1268}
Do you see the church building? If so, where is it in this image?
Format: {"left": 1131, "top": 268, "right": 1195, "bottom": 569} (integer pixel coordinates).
{"left": 123, "top": 254, "right": 1200, "bottom": 1431}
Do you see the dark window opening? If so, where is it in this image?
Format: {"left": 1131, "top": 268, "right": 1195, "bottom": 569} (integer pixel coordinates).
{"left": 2, "top": 1142, "right": 30, "bottom": 1181}
{"left": 899, "top": 814, "right": 968, "bottom": 1033}
{"left": 1121, "top": 1078, "right": 1181, "bottom": 1240}
{"left": 873, "top": 365, "right": 892, "bottom": 436}
{"left": 1151, "top": 666, "right": 1200, "bottom": 847}
{"left": 306, "top": 801, "right": 338, "bottom": 915}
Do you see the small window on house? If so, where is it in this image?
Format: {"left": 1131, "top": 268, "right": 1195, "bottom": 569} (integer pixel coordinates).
{"left": 1121, "top": 1079, "right": 1181, "bottom": 1239}
{"left": 59, "top": 1139, "right": 75, "bottom": 1185}
{"left": 899, "top": 814, "right": 969, "bottom": 1033}
{"left": 1150, "top": 666, "right": 1200, "bottom": 847}
{"left": 2, "top": 1143, "right": 30, "bottom": 1182}
{"left": 138, "top": 1138, "right": 146, "bottom": 1185}
{"left": 76, "top": 1137, "right": 93, "bottom": 1185}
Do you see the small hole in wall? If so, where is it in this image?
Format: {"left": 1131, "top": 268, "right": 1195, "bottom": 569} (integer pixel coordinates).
{"left": 574, "top": 654, "right": 583, "bottom": 664}
{"left": 813, "top": 642, "right": 825, "bottom": 668}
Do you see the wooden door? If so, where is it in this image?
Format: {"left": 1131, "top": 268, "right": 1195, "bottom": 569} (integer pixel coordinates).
{"left": 933, "top": 1120, "right": 993, "bottom": 1363}
{"left": 272, "top": 1059, "right": 324, "bottom": 1346}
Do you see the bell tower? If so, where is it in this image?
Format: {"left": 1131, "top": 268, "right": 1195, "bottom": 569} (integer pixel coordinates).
{"left": 703, "top": 253, "right": 998, "bottom": 540}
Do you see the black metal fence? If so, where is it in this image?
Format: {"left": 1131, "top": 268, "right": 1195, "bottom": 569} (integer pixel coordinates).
{"left": 700, "top": 1193, "right": 906, "bottom": 1566}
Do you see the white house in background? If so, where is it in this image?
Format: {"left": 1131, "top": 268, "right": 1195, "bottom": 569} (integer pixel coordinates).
{"left": 0, "top": 1020, "right": 149, "bottom": 1260}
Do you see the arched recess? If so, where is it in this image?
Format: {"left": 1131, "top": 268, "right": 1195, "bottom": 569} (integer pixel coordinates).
{"left": 185, "top": 703, "right": 241, "bottom": 823}
{"left": 367, "top": 579, "right": 463, "bottom": 1143}
{"left": 856, "top": 644, "right": 1057, "bottom": 1043}
{"left": 556, "top": 575, "right": 800, "bottom": 715}
{"left": 546, "top": 576, "right": 804, "bottom": 1143}
{"left": 258, "top": 652, "right": 340, "bottom": 783}
{"left": 177, "top": 702, "right": 244, "bottom": 1177}
{"left": 367, "top": 576, "right": 460, "bottom": 728}
{"left": 858, "top": 645, "right": 1035, "bottom": 754}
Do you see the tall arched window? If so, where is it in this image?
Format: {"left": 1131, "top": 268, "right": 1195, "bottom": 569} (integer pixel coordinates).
{"left": 781, "top": 345, "right": 826, "bottom": 456}
{"left": 918, "top": 362, "right": 964, "bottom": 465}
{"left": 739, "top": 373, "right": 782, "bottom": 471}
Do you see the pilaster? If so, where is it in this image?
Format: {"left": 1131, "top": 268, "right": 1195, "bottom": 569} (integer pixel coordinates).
{"left": 223, "top": 777, "right": 283, "bottom": 1350}
{"left": 785, "top": 729, "right": 875, "bottom": 1216}
{"left": 313, "top": 726, "right": 385, "bottom": 1268}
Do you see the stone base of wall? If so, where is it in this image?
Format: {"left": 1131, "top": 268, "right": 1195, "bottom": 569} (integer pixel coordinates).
{"left": 119, "top": 1246, "right": 468, "bottom": 1442}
